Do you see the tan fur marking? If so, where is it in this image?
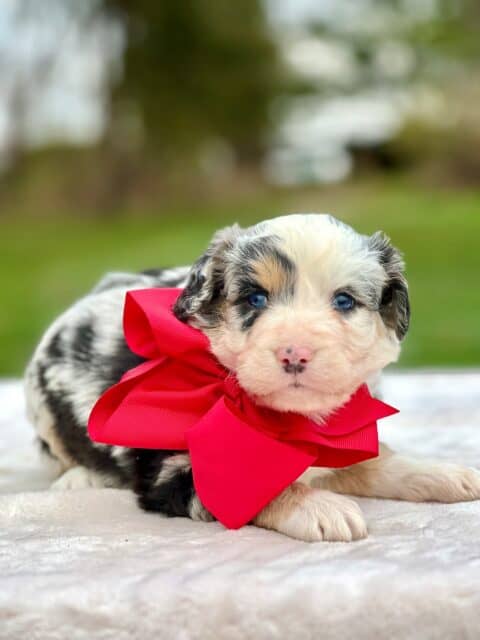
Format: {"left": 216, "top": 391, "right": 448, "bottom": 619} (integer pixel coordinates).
{"left": 252, "top": 254, "right": 293, "bottom": 297}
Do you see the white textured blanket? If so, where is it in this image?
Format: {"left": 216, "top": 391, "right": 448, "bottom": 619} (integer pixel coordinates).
{"left": 1, "top": 373, "right": 480, "bottom": 640}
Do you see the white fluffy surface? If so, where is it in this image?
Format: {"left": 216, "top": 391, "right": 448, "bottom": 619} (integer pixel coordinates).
{"left": 2, "top": 372, "right": 480, "bottom": 640}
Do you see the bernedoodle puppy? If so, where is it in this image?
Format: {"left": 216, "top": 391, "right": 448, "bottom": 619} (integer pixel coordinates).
{"left": 25, "top": 213, "right": 480, "bottom": 541}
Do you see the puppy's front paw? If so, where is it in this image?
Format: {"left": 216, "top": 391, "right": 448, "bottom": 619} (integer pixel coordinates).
{"left": 51, "top": 466, "right": 108, "bottom": 490}
{"left": 406, "top": 464, "right": 480, "bottom": 503}
{"left": 254, "top": 483, "right": 367, "bottom": 542}
{"left": 282, "top": 490, "right": 367, "bottom": 542}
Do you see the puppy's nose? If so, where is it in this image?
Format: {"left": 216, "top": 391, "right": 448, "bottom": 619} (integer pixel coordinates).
{"left": 276, "top": 345, "right": 313, "bottom": 374}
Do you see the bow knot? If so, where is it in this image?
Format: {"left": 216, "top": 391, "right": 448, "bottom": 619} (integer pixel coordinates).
{"left": 222, "top": 375, "right": 242, "bottom": 402}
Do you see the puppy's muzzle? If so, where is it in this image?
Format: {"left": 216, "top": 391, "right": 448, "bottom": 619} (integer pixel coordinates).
{"left": 276, "top": 345, "right": 313, "bottom": 374}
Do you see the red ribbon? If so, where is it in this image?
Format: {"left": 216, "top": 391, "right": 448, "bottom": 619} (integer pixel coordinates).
{"left": 88, "top": 288, "right": 398, "bottom": 529}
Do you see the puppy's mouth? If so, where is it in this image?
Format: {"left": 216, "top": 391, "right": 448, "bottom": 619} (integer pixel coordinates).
{"left": 288, "top": 379, "right": 306, "bottom": 389}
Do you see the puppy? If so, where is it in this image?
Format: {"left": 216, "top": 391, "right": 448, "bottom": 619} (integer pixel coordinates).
{"left": 25, "top": 213, "right": 480, "bottom": 542}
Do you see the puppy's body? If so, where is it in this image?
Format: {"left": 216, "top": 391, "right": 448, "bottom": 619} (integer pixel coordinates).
{"left": 25, "top": 267, "right": 214, "bottom": 521}
{"left": 25, "top": 214, "right": 480, "bottom": 541}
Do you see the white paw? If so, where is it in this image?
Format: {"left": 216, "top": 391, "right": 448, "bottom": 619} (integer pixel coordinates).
{"left": 406, "top": 464, "right": 480, "bottom": 503}
{"left": 51, "top": 466, "right": 107, "bottom": 491}
{"left": 280, "top": 489, "right": 367, "bottom": 543}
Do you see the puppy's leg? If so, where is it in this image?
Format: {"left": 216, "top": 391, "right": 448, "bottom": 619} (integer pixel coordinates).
{"left": 134, "top": 451, "right": 214, "bottom": 522}
{"left": 136, "top": 453, "right": 367, "bottom": 540}
{"left": 253, "top": 482, "right": 367, "bottom": 542}
{"left": 312, "top": 444, "right": 480, "bottom": 503}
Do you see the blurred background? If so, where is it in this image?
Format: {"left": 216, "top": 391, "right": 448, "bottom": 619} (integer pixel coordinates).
{"left": 0, "top": 0, "right": 479, "bottom": 376}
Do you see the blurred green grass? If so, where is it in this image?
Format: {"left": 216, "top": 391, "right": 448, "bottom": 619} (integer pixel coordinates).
{"left": 1, "top": 178, "right": 479, "bottom": 375}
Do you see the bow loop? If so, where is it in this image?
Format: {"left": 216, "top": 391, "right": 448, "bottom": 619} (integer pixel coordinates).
{"left": 124, "top": 289, "right": 209, "bottom": 359}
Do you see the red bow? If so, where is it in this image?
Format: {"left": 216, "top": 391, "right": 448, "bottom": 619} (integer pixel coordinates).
{"left": 88, "top": 288, "right": 398, "bottom": 529}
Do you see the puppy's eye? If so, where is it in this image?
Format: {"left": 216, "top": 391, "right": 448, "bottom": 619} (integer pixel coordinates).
{"left": 332, "top": 292, "right": 356, "bottom": 312}
{"left": 247, "top": 291, "right": 268, "bottom": 309}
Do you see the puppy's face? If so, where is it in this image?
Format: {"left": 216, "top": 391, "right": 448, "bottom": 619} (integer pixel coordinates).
{"left": 174, "top": 214, "right": 409, "bottom": 416}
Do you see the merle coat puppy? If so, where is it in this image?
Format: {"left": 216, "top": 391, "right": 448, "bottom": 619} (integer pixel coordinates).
{"left": 25, "top": 214, "right": 480, "bottom": 541}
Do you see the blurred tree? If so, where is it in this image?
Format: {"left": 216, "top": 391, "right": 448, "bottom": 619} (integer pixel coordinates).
{"left": 0, "top": 0, "right": 97, "bottom": 169}
{"left": 0, "top": 0, "right": 121, "bottom": 173}
{"left": 302, "top": 0, "right": 480, "bottom": 93}
{"left": 2, "top": 0, "right": 479, "bottom": 211}
{"left": 284, "top": 0, "right": 480, "bottom": 183}
{"left": 101, "top": 0, "right": 282, "bottom": 166}
{"left": 0, "top": 0, "right": 286, "bottom": 210}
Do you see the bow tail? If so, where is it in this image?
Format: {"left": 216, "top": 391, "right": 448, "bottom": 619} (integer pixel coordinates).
{"left": 186, "top": 398, "right": 317, "bottom": 529}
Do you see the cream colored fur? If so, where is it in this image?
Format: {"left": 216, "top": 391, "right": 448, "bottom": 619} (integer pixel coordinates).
{"left": 253, "top": 482, "right": 367, "bottom": 542}
{"left": 310, "top": 444, "right": 480, "bottom": 503}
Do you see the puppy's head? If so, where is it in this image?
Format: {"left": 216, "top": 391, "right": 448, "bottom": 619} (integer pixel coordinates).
{"left": 174, "top": 214, "right": 409, "bottom": 416}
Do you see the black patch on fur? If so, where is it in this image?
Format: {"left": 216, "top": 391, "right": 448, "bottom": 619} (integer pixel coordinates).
{"left": 98, "top": 336, "right": 146, "bottom": 392}
{"left": 369, "top": 231, "right": 410, "bottom": 340}
{"left": 174, "top": 257, "right": 211, "bottom": 323}
{"left": 173, "top": 235, "right": 231, "bottom": 326}
{"left": 134, "top": 450, "right": 204, "bottom": 518}
{"left": 38, "top": 437, "right": 54, "bottom": 458}
{"left": 35, "top": 324, "right": 145, "bottom": 484}
{"left": 231, "top": 277, "right": 268, "bottom": 330}
{"left": 47, "top": 330, "right": 64, "bottom": 360}
{"left": 380, "top": 279, "right": 410, "bottom": 339}
{"left": 141, "top": 268, "right": 166, "bottom": 278}
{"left": 37, "top": 364, "right": 131, "bottom": 484}
{"left": 72, "top": 322, "right": 95, "bottom": 364}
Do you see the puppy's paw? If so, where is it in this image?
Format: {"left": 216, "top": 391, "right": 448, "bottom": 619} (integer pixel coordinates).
{"left": 281, "top": 490, "right": 367, "bottom": 542}
{"left": 404, "top": 464, "right": 480, "bottom": 503}
{"left": 254, "top": 483, "right": 367, "bottom": 542}
{"left": 51, "top": 466, "right": 108, "bottom": 490}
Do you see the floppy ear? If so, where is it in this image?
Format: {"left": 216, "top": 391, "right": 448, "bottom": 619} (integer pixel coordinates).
{"left": 369, "top": 231, "right": 410, "bottom": 340}
{"left": 173, "top": 225, "right": 242, "bottom": 326}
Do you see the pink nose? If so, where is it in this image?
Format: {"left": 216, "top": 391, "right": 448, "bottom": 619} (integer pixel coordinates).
{"left": 276, "top": 345, "right": 313, "bottom": 374}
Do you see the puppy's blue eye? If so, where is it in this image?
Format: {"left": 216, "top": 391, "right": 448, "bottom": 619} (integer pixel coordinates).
{"left": 247, "top": 292, "right": 268, "bottom": 309}
{"left": 333, "top": 292, "right": 356, "bottom": 311}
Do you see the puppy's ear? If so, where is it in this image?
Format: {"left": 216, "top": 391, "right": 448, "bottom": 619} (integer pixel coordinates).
{"left": 369, "top": 231, "right": 410, "bottom": 340}
{"left": 173, "top": 224, "right": 242, "bottom": 326}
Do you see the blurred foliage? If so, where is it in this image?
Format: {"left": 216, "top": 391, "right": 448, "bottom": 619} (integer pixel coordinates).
{"left": 0, "top": 0, "right": 293, "bottom": 211}
{"left": 411, "top": 0, "right": 480, "bottom": 62}
{"left": 386, "top": 117, "right": 480, "bottom": 187}
{"left": 308, "top": 0, "right": 480, "bottom": 92}
{"left": 101, "top": 0, "right": 285, "bottom": 164}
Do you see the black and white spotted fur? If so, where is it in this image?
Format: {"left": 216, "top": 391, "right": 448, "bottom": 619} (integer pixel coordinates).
{"left": 25, "top": 267, "right": 212, "bottom": 522}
